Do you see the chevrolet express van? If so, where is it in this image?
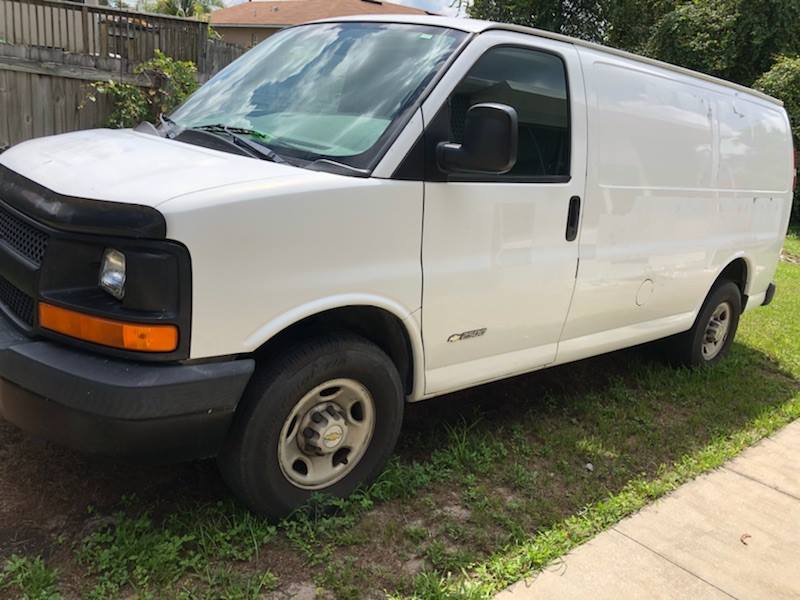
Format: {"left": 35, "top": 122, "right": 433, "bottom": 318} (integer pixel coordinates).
{"left": 0, "top": 16, "right": 793, "bottom": 517}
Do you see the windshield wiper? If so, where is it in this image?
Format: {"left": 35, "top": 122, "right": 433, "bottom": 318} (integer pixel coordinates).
{"left": 192, "top": 124, "right": 286, "bottom": 164}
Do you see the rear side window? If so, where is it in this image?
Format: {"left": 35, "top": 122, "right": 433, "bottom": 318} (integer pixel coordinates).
{"left": 448, "top": 46, "right": 571, "bottom": 180}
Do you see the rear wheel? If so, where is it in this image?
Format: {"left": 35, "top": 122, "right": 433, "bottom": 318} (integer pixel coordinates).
{"left": 218, "top": 334, "right": 404, "bottom": 518}
{"left": 667, "top": 280, "right": 742, "bottom": 367}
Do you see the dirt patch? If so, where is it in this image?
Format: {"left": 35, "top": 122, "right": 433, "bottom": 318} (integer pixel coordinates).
{"left": 438, "top": 503, "right": 471, "bottom": 521}
{"left": 0, "top": 418, "right": 234, "bottom": 597}
{"left": 781, "top": 250, "right": 800, "bottom": 264}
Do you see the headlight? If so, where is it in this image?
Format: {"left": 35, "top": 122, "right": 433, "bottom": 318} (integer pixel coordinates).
{"left": 99, "top": 248, "right": 126, "bottom": 300}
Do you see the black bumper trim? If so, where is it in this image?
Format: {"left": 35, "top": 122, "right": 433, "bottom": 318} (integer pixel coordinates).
{"left": 0, "top": 164, "right": 167, "bottom": 239}
{"left": 0, "top": 311, "right": 254, "bottom": 460}
{"left": 3, "top": 340, "right": 255, "bottom": 420}
{"left": 0, "top": 380, "right": 235, "bottom": 462}
{"left": 762, "top": 282, "right": 776, "bottom": 306}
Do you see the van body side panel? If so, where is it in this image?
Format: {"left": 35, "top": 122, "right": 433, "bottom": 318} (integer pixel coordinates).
{"left": 714, "top": 94, "right": 793, "bottom": 297}
{"left": 160, "top": 174, "right": 424, "bottom": 363}
{"left": 557, "top": 47, "right": 793, "bottom": 363}
{"left": 563, "top": 52, "right": 716, "bottom": 341}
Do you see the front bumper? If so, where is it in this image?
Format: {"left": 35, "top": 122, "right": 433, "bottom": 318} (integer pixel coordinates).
{"left": 0, "top": 311, "right": 254, "bottom": 461}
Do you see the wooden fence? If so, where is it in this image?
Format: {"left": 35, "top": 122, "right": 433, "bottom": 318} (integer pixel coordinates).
{"left": 0, "top": 43, "right": 138, "bottom": 146}
{"left": 0, "top": 0, "right": 244, "bottom": 147}
{"left": 0, "top": 0, "right": 241, "bottom": 72}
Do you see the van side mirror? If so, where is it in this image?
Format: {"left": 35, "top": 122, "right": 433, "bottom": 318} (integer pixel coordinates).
{"left": 436, "top": 103, "right": 518, "bottom": 175}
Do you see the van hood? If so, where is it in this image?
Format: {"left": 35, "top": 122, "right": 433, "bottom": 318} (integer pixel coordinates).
{"left": 0, "top": 128, "right": 303, "bottom": 208}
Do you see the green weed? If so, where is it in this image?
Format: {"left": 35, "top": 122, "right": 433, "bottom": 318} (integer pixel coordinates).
{"left": 0, "top": 555, "right": 60, "bottom": 600}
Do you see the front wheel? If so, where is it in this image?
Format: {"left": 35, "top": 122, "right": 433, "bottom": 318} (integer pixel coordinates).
{"left": 218, "top": 334, "right": 404, "bottom": 519}
{"left": 666, "top": 280, "right": 742, "bottom": 367}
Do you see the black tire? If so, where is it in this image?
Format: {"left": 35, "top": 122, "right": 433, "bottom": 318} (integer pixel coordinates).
{"left": 666, "top": 280, "right": 742, "bottom": 367}
{"left": 218, "top": 333, "right": 404, "bottom": 519}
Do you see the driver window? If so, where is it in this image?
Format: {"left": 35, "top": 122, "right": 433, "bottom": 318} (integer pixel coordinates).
{"left": 448, "top": 46, "right": 571, "bottom": 180}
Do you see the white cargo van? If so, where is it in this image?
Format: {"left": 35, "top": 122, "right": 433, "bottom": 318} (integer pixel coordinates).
{"left": 0, "top": 16, "right": 793, "bottom": 517}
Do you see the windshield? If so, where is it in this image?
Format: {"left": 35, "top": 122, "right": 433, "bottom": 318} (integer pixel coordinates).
{"left": 170, "top": 22, "right": 466, "bottom": 169}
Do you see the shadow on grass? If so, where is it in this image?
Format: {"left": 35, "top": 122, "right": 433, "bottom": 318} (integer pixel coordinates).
{"left": 403, "top": 340, "right": 796, "bottom": 472}
{"left": 0, "top": 340, "right": 797, "bottom": 598}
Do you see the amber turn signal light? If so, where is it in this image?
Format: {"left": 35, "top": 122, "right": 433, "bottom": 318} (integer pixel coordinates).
{"left": 39, "top": 303, "right": 178, "bottom": 353}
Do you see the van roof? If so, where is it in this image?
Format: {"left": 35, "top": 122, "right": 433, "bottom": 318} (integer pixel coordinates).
{"left": 312, "top": 14, "right": 783, "bottom": 107}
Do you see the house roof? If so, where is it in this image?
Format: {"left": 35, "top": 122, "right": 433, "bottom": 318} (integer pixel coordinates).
{"left": 209, "top": 0, "right": 432, "bottom": 27}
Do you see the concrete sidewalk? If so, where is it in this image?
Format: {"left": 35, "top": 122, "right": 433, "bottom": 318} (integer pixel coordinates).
{"left": 498, "top": 420, "right": 800, "bottom": 600}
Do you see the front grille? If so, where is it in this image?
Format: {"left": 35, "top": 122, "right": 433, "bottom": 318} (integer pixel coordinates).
{"left": 0, "top": 275, "right": 35, "bottom": 326}
{"left": 0, "top": 204, "right": 49, "bottom": 266}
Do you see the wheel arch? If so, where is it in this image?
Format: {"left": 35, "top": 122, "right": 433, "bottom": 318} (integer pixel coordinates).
{"left": 245, "top": 296, "right": 424, "bottom": 399}
{"left": 695, "top": 255, "right": 751, "bottom": 318}
{"left": 694, "top": 252, "right": 753, "bottom": 326}
{"left": 714, "top": 255, "right": 751, "bottom": 299}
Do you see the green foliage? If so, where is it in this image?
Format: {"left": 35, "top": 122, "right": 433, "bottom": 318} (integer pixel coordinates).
{"left": 0, "top": 555, "right": 60, "bottom": 600}
{"left": 604, "top": 0, "right": 675, "bottom": 53}
{"left": 468, "top": 0, "right": 800, "bottom": 88}
{"left": 645, "top": 0, "right": 800, "bottom": 86}
{"left": 731, "top": 0, "right": 800, "bottom": 86}
{"left": 645, "top": 0, "right": 739, "bottom": 78}
{"left": 146, "top": 0, "right": 222, "bottom": 18}
{"left": 89, "top": 49, "right": 198, "bottom": 129}
{"left": 467, "top": 0, "right": 607, "bottom": 43}
{"left": 78, "top": 499, "right": 277, "bottom": 598}
{"left": 404, "top": 571, "right": 488, "bottom": 600}
{"left": 465, "top": 0, "right": 674, "bottom": 47}
{"left": 139, "top": 48, "right": 198, "bottom": 116}
{"left": 89, "top": 79, "right": 149, "bottom": 129}
{"left": 207, "top": 23, "right": 222, "bottom": 41}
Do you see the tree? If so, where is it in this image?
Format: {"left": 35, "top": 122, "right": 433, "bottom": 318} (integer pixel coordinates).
{"left": 467, "top": 0, "right": 608, "bottom": 43}
{"left": 466, "top": 0, "right": 800, "bottom": 87}
{"left": 733, "top": 0, "right": 800, "bottom": 86}
{"left": 147, "top": 0, "right": 222, "bottom": 18}
{"left": 604, "top": 0, "right": 675, "bottom": 53}
{"left": 646, "top": 0, "right": 800, "bottom": 86}
{"left": 645, "top": 0, "right": 738, "bottom": 77}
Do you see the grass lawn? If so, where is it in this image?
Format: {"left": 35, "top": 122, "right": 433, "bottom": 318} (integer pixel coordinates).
{"left": 2, "top": 233, "right": 800, "bottom": 600}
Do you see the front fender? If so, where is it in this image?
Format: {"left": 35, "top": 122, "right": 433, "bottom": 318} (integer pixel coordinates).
{"left": 243, "top": 294, "right": 425, "bottom": 400}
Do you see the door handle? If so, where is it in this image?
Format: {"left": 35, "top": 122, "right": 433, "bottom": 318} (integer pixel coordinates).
{"left": 565, "top": 195, "right": 581, "bottom": 242}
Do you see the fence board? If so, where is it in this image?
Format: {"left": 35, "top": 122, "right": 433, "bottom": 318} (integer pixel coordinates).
{"left": 0, "top": 0, "right": 244, "bottom": 147}
{"left": 0, "top": 0, "right": 242, "bottom": 65}
{"left": 31, "top": 73, "right": 43, "bottom": 137}
{"left": 51, "top": 68, "right": 65, "bottom": 135}
{"left": 0, "top": 70, "right": 9, "bottom": 147}
{"left": 7, "top": 70, "right": 33, "bottom": 144}
{"left": 0, "top": 44, "right": 146, "bottom": 84}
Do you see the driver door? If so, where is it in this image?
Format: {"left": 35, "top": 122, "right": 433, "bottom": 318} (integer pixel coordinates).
{"left": 420, "top": 32, "right": 588, "bottom": 395}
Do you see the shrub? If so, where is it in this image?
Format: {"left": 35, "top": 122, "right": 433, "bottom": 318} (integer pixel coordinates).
{"left": 88, "top": 49, "right": 198, "bottom": 128}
